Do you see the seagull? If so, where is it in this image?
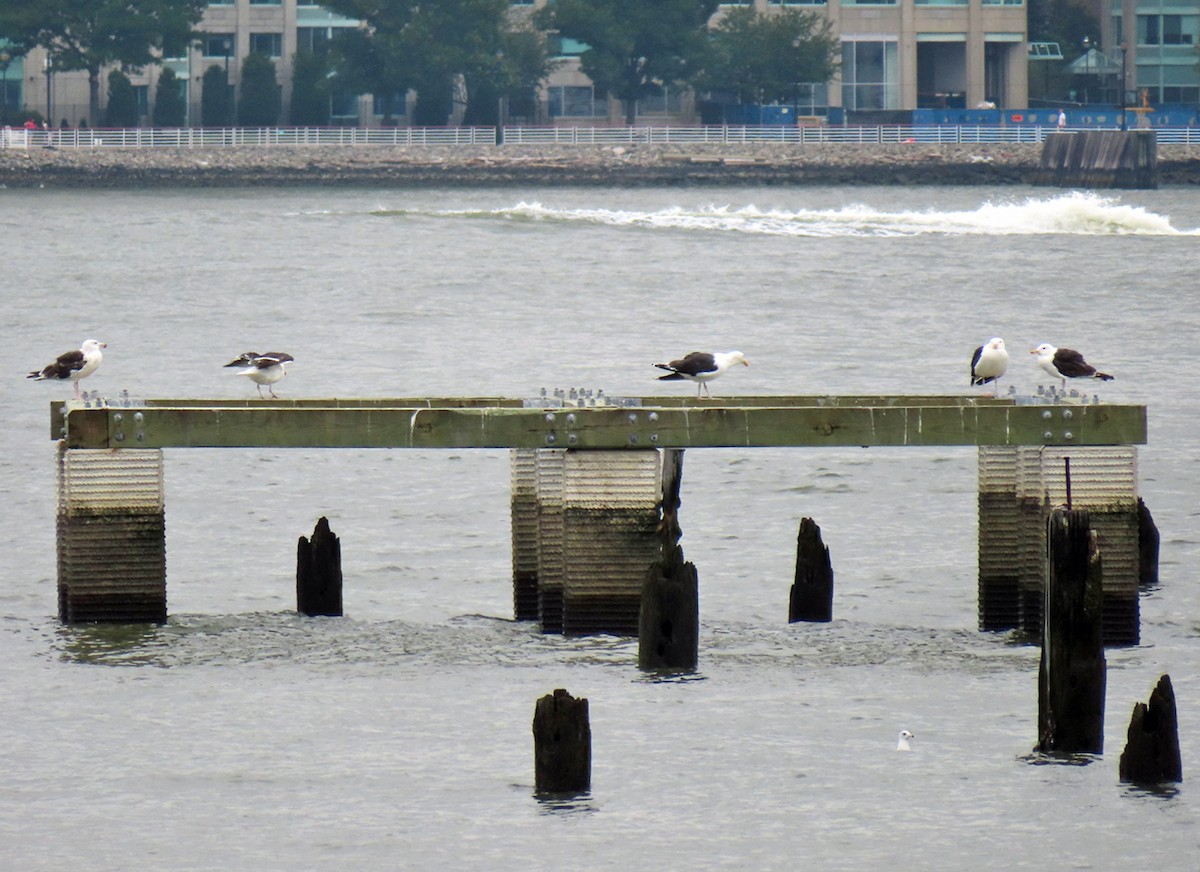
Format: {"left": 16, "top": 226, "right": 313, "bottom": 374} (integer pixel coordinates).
{"left": 970, "top": 337, "right": 1008, "bottom": 392}
{"left": 1031, "top": 343, "right": 1113, "bottom": 390}
{"left": 897, "top": 730, "right": 915, "bottom": 752}
{"left": 654, "top": 350, "right": 748, "bottom": 398}
{"left": 27, "top": 339, "right": 106, "bottom": 399}
{"left": 224, "top": 351, "right": 295, "bottom": 398}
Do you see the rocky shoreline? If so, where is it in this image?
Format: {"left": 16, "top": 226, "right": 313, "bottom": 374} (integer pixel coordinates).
{"left": 2, "top": 141, "right": 1198, "bottom": 187}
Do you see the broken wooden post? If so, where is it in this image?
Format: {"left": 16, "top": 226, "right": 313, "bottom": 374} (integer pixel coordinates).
{"left": 789, "top": 517, "right": 833, "bottom": 622}
{"left": 1037, "top": 508, "right": 1106, "bottom": 754}
{"left": 296, "top": 516, "right": 343, "bottom": 617}
{"left": 639, "top": 448, "right": 698, "bottom": 671}
{"left": 532, "top": 688, "right": 591, "bottom": 795}
{"left": 1119, "top": 674, "right": 1182, "bottom": 784}
{"left": 1137, "top": 498, "right": 1159, "bottom": 587}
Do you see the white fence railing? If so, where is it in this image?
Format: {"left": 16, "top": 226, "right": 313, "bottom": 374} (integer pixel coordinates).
{"left": 4, "top": 124, "right": 1199, "bottom": 150}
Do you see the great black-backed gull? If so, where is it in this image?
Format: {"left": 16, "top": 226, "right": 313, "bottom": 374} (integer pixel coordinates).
{"left": 970, "top": 337, "right": 1009, "bottom": 391}
{"left": 654, "top": 350, "right": 748, "bottom": 397}
{"left": 897, "top": 730, "right": 915, "bottom": 752}
{"left": 27, "top": 339, "right": 106, "bottom": 399}
{"left": 224, "top": 351, "right": 295, "bottom": 398}
{"left": 1031, "top": 343, "right": 1113, "bottom": 389}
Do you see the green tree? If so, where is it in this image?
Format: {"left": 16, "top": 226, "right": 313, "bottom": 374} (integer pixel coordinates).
{"left": 153, "top": 66, "right": 186, "bottom": 126}
{"left": 535, "top": 0, "right": 719, "bottom": 124}
{"left": 200, "top": 63, "right": 231, "bottom": 126}
{"left": 323, "top": 0, "right": 543, "bottom": 126}
{"left": 290, "top": 49, "right": 332, "bottom": 125}
{"left": 462, "top": 23, "right": 560, "bottom": 124}
{"left": 237, "top": 52, "right": 281, "bottom": 126}
{"left": 104, "top": 68, "right": 138, "bottom": 127}
{"left": 695, "top": 8, "right": 839, "bottom": 107}
{"left": 0, "top": 0, "right": 206, "bottom": 129}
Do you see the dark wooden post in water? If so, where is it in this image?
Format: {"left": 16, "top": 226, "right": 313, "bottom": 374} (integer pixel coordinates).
{"left": 1037, "top": 508, "right": 1106, "bottom": 754}
{"left": 1119, "top": 674, "right": 1182, "bottom": 784}
{"left": 639, "top": 449, "right": 698, "bottom": 671}
{"left": 789, "top": 517, "right": 833, "bottom": 622}
{"left": 533, "top": 688, "right": 591, "bottom": 795}
{"left": 1137, "top": 498, "right": 1159, "bottom": 587}
{"left": 296, "top": 516, "right": 343, "bottom": 617}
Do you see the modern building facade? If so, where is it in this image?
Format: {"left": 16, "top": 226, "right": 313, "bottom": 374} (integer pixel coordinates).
{"left": 2, "top": 0, "right": 1193, "bottom": 128}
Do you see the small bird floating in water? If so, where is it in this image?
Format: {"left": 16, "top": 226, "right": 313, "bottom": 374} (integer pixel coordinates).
{"left": 1030, "top": 343, "right": 1113, "bottom": 390}
{"left": 27, "top": 339, "right": 106, "bottom": 399}
{"left": 897, "top": 730, "right": 915, "bottom": 752}
{"left": 654, "top": 350, "right": 748, "bottom": 398}
{"left": 224, "top": 351, "right": 295, "bottom": 398}
{"left": 970, "top": 337, "right": 1008, "bottom": 393}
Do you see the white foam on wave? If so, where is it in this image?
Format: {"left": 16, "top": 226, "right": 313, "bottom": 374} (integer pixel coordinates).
{"left": 456, "top": 192, "right": 1197, "bottom": 238}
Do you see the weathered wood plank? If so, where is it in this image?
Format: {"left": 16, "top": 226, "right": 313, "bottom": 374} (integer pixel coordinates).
{"left": 58, "top": 400, "right": 1148, "bottom": 450}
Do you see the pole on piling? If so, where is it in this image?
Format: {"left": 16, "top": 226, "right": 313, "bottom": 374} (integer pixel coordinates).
{"left": 296, "top": 516, "right": 343, "bottom": 617}
{"left": 789, "top": 517, "right": 833, "bottom": 622}
{"left": 533, "top": 688, "right": 591, "bottom": 795}
{"left": 1119, "top": 674, "right": 1183, "bottom": 784}
{"left": 1037, "top": 508, "right": 1106, "bottom": 754}
{"left": 639, "top": 449, "right": 699, "bottom": 671}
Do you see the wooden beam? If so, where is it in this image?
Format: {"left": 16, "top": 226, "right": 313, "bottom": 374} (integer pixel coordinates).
{"left": 56, "top": 398, "right": 1148, "bottom": 450}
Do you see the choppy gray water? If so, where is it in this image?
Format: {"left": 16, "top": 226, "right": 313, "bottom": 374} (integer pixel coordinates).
{"left": 2, "top": 183, "right": 1198, "bottom": 871}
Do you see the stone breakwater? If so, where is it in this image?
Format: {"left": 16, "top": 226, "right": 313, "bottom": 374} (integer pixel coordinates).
{"left": 1, "top": 142, "right": 1198, "bottom": 187}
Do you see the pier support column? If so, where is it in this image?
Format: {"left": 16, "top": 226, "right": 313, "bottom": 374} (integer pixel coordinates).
{"left": 534, "top": 448, "right": 567, "bottom": 633}
{"left": 510, "top": 449, "right": 539, "bottom": 621}
{"left": 980, "top": 445, "right": 1140, "bottom": 644}
{"left": 560, "top": 450, "right": 662, "bottom": 636}
{"left": 56, "top": 443, "right": 167, "bottom": 624}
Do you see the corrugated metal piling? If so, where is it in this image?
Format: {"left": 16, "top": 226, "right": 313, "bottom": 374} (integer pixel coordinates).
{"left": 1033, "top": 130, "right": 1157, "bottom": 189}
{"left": 49, "top": 395, "right": 1147, "bottom": 634}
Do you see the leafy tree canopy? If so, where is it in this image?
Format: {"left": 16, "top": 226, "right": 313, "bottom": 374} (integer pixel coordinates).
{"left": 153, "top": 66, "right": 186, "bottom": 126}
{"left": 237, "top": 52, "right": 281, "bottom": 126}
{"left": 0, "top": 0, "right": 206, "bottom": 126}
{"left": 535, "top": 0, "right": 719, "bottom": 123}
{"left": 695, "top": 7, "right": 839, "bottom": 105}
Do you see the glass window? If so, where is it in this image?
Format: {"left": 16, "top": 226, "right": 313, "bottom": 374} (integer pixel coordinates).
{"left": 840, "top": 40, "right": 899, "bottom": 111}
{"left": 250, "top": 32, "right": 283, "bottom": 58}
{"left": 548, "top": 35, "right": 588, "bottom": 57}
{"left": 203, "top": 34, "right": 236, "bottom": 58}
{"left": 1162, "top": 15, "right": 1197, "bottom": 45}
{"left": 841, "top": 0, "right": 897, "bottom": 5}
{"left": 297, "top": 27, "right": 331, "bottom": 53}
{"left": 250, "top": 0, "right": 282, "bottom": 5}
{"left": 1137, "top": 15, "right": 1160, "bottom": 45}
{"left": 372, "top": 92, "right": 407, "bottom": 117}
{"left": 548, "top": 85, "right": 608, "bottom": 117}
{"left": 770, "top": 0, "right": 827, "bottom": 5}
{"left": 207, "top": 0, "right": 232, "bottom": 5}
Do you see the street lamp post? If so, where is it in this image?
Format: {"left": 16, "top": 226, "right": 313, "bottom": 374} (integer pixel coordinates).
{"left": 1082, "top": 37, "right": 1091, "bottom": 104}
{"left": 44, "top": 55, "right": 52, "bottom": 123}
{"left": 223, "top": 37, "right": 232, "bottom": 126}
{"left": 0, "top": 51, "right": 10, "bottom": 118}
{"left": 1119, "top": 43, "right": 1128, "bottom": 131}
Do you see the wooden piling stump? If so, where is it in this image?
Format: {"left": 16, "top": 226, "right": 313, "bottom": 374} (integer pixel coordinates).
{"left": 789, "top": 517, "right": 833, "bottom": 623}
{"left": 533, "top": 688, "right": 591, "bottom": 795}
{"left": 1119, "top": 674, "right": 1182, "bottom": 784}
{"left": 296, "top": 516, "right": 343, "bottom": 617}
{"left": 1037, "top": 508, "right": 1106, "bottom": 754}
{"left": 639, "top": 549, "right": 699, "bottom": 671}
{"left": 1137, "top": 498, "right": 1159, "bottom": 587}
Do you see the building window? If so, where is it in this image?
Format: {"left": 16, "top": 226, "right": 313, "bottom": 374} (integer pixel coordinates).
{"left": 510, "top": 0, "right": 535, "bottom": 5}
{"left": 1138, "top": 15, "right": 1161, "bottom": 45}
{"left": 249, "top": 0, "right": 282, "bottom": 5}
{"left": 134, "top": 85, "right": 149, "bottom": 121}
{"left": 769, "top": 0, "right": 827, "bottom": 5}
{"left": 297, "top": 27, "right": 331, "bottom": 53}
{"left": 982, "top": 0, "right": 1023, "bottom": 5}
{"left": 1162, "top": 14, "right": 1197, "bottom": 45}
{"left": 548, "top": 85, "right": 608, "bottom": 117}
{"left": 203, "top": 34, "right": 236, "bottom": 58}
{"left": 841, "top": 40, "right": 899, "bottom": 111}
{"left": 841, "top": 0, "right": 897, "bottom": 6}
{"left": 638, "top": 85, "right": 683, "bottom": 116}
{"left": 373, "top": 92, "right": 407, "bottom": 117}
{"left": 250, "top": 32, "right": 283, "bottom": 58}
{"left": 207, "top": 0, "right": 233, "bottom": 5}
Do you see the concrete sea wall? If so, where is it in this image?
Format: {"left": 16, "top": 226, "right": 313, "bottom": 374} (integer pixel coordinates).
{"left": 2, "top": 142, "right": 1198, "bottom": 188}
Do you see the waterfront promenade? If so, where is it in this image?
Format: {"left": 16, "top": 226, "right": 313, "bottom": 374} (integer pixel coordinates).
{"left": 2, "top": 129, "right": 1198, "bottom": 187}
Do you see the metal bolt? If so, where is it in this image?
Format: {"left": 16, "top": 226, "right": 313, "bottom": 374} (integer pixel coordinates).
{"left": 648, "top": 412, "right": 659, "bottom": 422}
{"left": 1063, "top": 431, "right": 1074, "bottom": 440}
{"left": 114, "top": 412, "right": 124, "bottom": 423}
{"left": 1062, "top": 409, "right": 1073, "bottom": 419}
{"left": 649, "top": 434, "right": 658, "bottom": 443}
{"left": 1043, "top": 431, "right": 1054, "bottom": 440}
{"left": 545, "top": 412, "right": 556, "bottom": 423}
{"left": 568, "top": 433, "right": 577, "bottom": 445}
{"left": 134, "top": 412, "right": 144, "bottom": 424}
{"left": 629, "top": 433, "right": 639, "bottom": 444}
{"left": 566, "top": 413, "right": 576, "bottom": 425}
{"left": 114, "top": 432, "right": 125, "bottom": 443}
{"left": 546, "top": 433, "right": 556, "bottom": 445}
{"left": 1042, "top": 410, "right": 1052, "bottom": 419}
{"left": 628, "top": 413, "right": 638, "bottom": 424}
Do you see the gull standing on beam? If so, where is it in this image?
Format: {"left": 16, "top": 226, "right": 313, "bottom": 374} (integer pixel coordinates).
{"left": 969, "top": 337, "right": 1009, "bottom": 394}
{"left": 27, "top": 339, "right": 106, "bottom": 399}
{"left": 654, "top": 350, "right": 749, "bottom": 398}
{"left": 1031, "top": 343, "right": 1113, "bottom": 390}
{"left": 224, "top": 351, "right": 295, "bottom": 398}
